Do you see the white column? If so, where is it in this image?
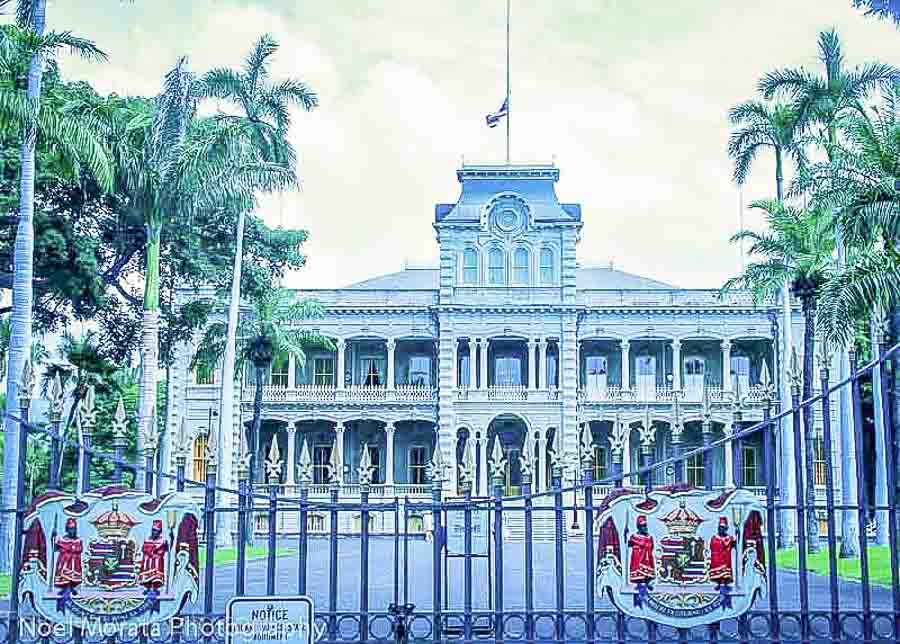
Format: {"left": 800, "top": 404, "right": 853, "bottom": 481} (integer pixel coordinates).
{"left": 385, "top": 422, "right": 395, "bottom": 486}
{"left": 285, "top": 421, "right": 297, "bottom": 485}
{"left": 722, "top": 340, "right": 732, "bottom": 392}
{"left": 620, "top": 340, "right": 631, "bottom": 390}
{"left": 672, "top": 339, "right": 682, "bottom": 390}
{"left": 468, "top": 340, "right": 477, "bottom": 389}
{"left": 386, "top": 339, "right": 396, "bottom": 390}
{"left": 335, "top": 423, "right": 345, "bottom": 484}
{"left": 528, "top": 339, "right": 537, "bottom": 390}
{"left": 336, "top": 339, "right": 346, "bottom": 390}
{"left": 723, "top": 422, "right": 735, "bottom": 488}
{"left": 478, "top": 431, "right": 488, "bottom": 495}
{"left": 287, "top": 353, "right": 296, "bottom": 389}
{"left": 538, "top": 339, "right": 548, "bottom": 389}
{"left": 872, "top": 319, "right": 889, "bottom": 545}
{"left": 480, "top": 339, "right": 489, "bottom": 390}
{"left": 536, "top": 429, "right": 545, "bottom": 492}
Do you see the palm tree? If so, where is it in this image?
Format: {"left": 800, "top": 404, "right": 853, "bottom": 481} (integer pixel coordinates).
{"left": 760, "top": 28, "right": 900, "bottom": 557}
{"left": 853, "top": 0, "right": 900, "bottom": 23}
{"left": 197, "top": 33, "right": 317, "bottom": 482}
{"left": 727, "top": 97, "right": 805, "bottom": 546}
{"left": 193, "top": 289, "right": 331, "bottom": 486}
{"left": 0, "top": 0, "right": 111, "bottom": 573}
{"left": 725, "top": 200, "right": 836, "bottom": 553}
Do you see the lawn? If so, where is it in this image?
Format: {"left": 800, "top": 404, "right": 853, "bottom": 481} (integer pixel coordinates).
{"left": 776, "top": 546, "right": 898, "bottom": 586}
{"left": 199, "top": 545, "right": 294, "bottom": 567}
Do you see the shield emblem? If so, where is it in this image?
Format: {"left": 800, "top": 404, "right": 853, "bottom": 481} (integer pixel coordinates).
{"left": 596, "top": 487, "right": 767, "bottom": 628}
{"left": 18, "top": 486, "right": 201, "bottom": 633}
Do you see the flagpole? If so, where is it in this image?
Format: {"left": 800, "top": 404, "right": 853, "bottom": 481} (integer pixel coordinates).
{"left": 506, "top": 0, "right": 510, "bottom": 164}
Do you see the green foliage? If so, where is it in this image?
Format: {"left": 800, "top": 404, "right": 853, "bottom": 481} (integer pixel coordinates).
{"left": 853, "top": 0, "right": 900, "bottom": 25}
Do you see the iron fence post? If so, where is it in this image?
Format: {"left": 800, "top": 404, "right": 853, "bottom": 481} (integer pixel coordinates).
{"left": 521, "top": 466, "right": 534, "bottom": 644}
{"left": 552, "top": 461, "right": 564, "bottom": 642}
{"left": 818, "top": 363, "right": 840, "bottom": 640}
{"left": 879, "top": 339, "right": 900, "bottom": 640}
{"left": 328, "top": 476, "right": 339, "bottom": 641}
{"left": 298, "top": 482, "right": 309, "bottom": 597}
{"left": 9, "top": 364, "right": 33, "bottom": 644}
{"left": 202, "top": 457, "right": 217, "bottom": 617}
{"left": 144, "top": 450, "right": 156, "bottom": 496}
{"left": 48, "top": 374, "right": 63, "bottom": 490}
{"left": 583, "top": 464, "right": 595, "bottom": 644}
{"left": 463, "top": 482, "right": 473, "bottom": 643}
{"left": 789, "top": 360, "right": 809, "bottom": 641}
{"left": 360, "top": 480, "right": 370, "bottom": 643}
{"left": 266, "top": 484, "right": 277, "bottom": 595}
{"left": 175, "top": 453, "right": 186, "bottom": 493}
{"left": 849, "top": 349, "right": 872, "bottom": 641}
{"left": 79, "top": 386, "right": 96, "bottom": 494}
{"left": 762, "top": 389, "right": 780, "bottom": 644}
{"left": 431, "top": 472, "right": 443, "bottom": 644}
{"left": 492, "top": 468, "right": 504, "bottom": 643}
{"left": 236, "top": 462, "right": 249, "bottom": 596}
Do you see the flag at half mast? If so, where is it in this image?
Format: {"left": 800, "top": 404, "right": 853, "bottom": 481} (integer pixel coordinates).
{"left": 485, "top": 97, "right": 508, "bottom": 128}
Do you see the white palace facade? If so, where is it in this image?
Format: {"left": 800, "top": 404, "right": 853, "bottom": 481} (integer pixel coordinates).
{"left": 165, "top": 162, "right": 829, "bottom": 535}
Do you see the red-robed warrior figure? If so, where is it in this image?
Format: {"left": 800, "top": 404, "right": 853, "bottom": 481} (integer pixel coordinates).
{"left": 54, "top": 518, "right": 83, "bottom": 593}
{"left": 628, "top": 515, "right": 655, "bottom": 588}
{"left": 138, "top": 520, "right": 168, "bottom": 592}
{"left": 709, "top": 516, "right": 736, "bottom": 589}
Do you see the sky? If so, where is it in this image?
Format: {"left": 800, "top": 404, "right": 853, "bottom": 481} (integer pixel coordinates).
{"left": 45, "top": 0, "right": 900, "bottom": 290}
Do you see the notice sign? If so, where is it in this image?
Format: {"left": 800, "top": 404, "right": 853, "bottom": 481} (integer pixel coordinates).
{"left": 225, "top": 596, "right": 318, "bottom": 644}
{"left": 445, "top": 507, "right": 489, "bottom": 556}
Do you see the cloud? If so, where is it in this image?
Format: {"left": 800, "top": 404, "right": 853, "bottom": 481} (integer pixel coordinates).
{"left": 47, "top": 0, "right": 900, "bottom": 290}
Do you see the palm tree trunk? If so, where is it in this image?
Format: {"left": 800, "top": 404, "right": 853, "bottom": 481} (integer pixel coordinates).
{"left": 137, "top": 224, "right": 161, "bottom": 492}
{"left": 0, "top": 0, "right": 47, "bottom": 575}
{"left": 802, "top": 298, "right": 820, "bottom": 553}
{"left": 775, "top": 145, "right": 798, "bottom": 547}
{"left": 218, "top": 209, "right": 245, "bottom": 489}
{"left": 825, "top": 127, "right": 860, "bottom": 558}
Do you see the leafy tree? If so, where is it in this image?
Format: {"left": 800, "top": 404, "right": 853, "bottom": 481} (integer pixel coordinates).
{"left": 196, "top": 33, "right": 317, "bottom": 471}
{"left": 853, "top": 0, "right": 900, "bottom": 24}
{"left": 725, "top": 201, "right": 836, "bottom": 553}
{"left": 759, "top": 28, "right": 900, "bottom": 557}
{"left": 193, "top": 289, "right": 331, "bottom": 485}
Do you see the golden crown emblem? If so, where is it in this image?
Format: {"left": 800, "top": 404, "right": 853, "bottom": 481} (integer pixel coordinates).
{"left": 661, "top": 501, "right": 704, "bottom": 537}
{"left": 90, "top": 504, "right": 137, "bottom": 540}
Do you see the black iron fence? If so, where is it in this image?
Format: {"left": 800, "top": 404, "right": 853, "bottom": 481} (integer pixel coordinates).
{"left": 3, "top": 340, "right": 900, "bottom": 643}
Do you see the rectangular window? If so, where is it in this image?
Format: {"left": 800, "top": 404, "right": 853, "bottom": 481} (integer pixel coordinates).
{"left": 408, "top": 355, "right": 431, "bottom": 387}
{"left": 361, "top": 357, "right": 385, "bottom": 387}
{"left": 592, "top": 445, "right": 607, "bottom": 482}
{"left": 547, "top": 354, "right": 558, "bottom": 388}
{"left": 193, "top": 435, "right": 208, "bottom": 482}
{"left": 813, "top": 436, "right": 827, "bottom": 487}
{"left": 314, "top": 358, "right": 335, "bottom": 386}
{"left": 540, "top": 249, "right": 554, "bottom": 284}
{"left": 271, "top": 354, "right": 290, "bottom": 388}
{"left": 195, "top": 362, "right": 216, "bottom": 385}
{"left": 459, "top": 354, "right": 470, "bottom": 387}
{"left": 313, "top": 445, "right": 331, "bottom": 485}
{"left": 495, "top": 356, "right": 522, "bottom": 386}
{"left": 586, "top": 356, "right": 608, "bottom": 393}
{"left": 409, "top": 446, "right": 427, "bottom": 485}
{"left": 742, "top": 445, "right": 759, "bottom": 487}
{"left": 686, "top": 452, "right": 705, "bottom": 487}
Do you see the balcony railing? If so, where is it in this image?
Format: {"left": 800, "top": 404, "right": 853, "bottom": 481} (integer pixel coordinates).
{"left": 456, "top": 386, "right": 561, "bottom": 402}
{"left": 253, "top": 483, "right": 432, "bottom": 498}
{"left": 242, "top": 384, "right": 436, "bottom": 403}
{"left": 578, "top": 385, "right": 770, "bottom": 405}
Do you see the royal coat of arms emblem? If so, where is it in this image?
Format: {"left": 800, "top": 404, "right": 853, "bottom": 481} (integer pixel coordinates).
{"left": 18, "top": 485, "right": 200, "bottom": 630}
{"left": 596, "top": 487, "right": 766, "bottom": 628}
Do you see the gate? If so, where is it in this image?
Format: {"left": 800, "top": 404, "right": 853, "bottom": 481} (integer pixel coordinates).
{"left": 4, "top": 341, "right": 900, "bottom": 643}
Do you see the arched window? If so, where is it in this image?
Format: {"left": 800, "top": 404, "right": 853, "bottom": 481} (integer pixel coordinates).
{"left": 463, "top": 248, "right": 479, "bottom": 284}
{"left": 488, "top": 248, "right": 505, "bottom": 285}
{"left": 540, "top": 248, "right": 555, "bottom": 284}
{"left": 192, "top": 433, "right": 208, "bottom": 482}
{"left": 513, "top": 248, "right": 530, "bottom": 284}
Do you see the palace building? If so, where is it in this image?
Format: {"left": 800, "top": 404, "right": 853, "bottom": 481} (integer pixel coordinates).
{"left": 165, "top": 162, "right": 824, "bottom": 535}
